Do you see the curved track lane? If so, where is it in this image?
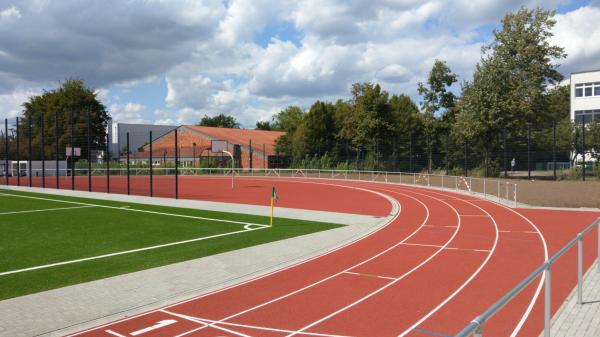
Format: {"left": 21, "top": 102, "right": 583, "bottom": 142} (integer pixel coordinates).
{"left": 67, "top": 178, "right": 587, "bottom": 337}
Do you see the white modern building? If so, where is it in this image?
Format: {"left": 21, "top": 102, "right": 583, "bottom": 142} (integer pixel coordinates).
{"left": 570, "top": 69, "right": 600, "bottom": 123}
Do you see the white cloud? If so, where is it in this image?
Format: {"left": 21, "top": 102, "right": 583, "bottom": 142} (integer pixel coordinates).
{"left": 551, "top": 6, "right": 600, "bottom": 74}
{"left": 109, "top": 103, "right": 148, "bottom": 124}
{"left": 0, "top": 0, "right": 595, "bottom": 127}
{"left": 0, "top": 6, "right": 21, "bottom": 21}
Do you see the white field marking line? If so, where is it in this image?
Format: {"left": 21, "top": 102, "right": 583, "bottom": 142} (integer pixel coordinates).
{"left": 67, "top": 179, "right": 400, "bottom": 337}
{"left": 105, "top": 330, "right": 126, "bottom": 337}
{"left": 343, "top": 271, "right": 396, "bottom": 281}
{"left": 285, "top": 187, "right": 463, "bottom": 337}
{"left": 160, "top": 309, "right": 252, "bottom": 337}
{"left": 0, "top": 192, "right": 263, "bottom": 227}
{"left": 499, "top": 230, "right": 537, "bottom": 234}
{"left": 424, "top": 225, "right": 457, "bottom": 228}
{"left": 399, "top": 242, "right": 490, "bottom": 253}
{"left": 396, "top": 185, "right": 547, "bottom": 337}
{"left": 0, "top": 226, "right": 268, "bottom": 277}
{"left": 161, "top": 310, "right": 354, "bottom": 337}
{"left": 0, "top": 205, "right": 95, "bottom": 215}
{"left": 127, "top": 174, "right": 546, "bottom": 337}
{"left": 164, "top": 187, "right": 407, "bottom": 337}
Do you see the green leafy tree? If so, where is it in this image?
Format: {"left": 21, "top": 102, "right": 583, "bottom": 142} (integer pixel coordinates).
{"left": 273, "top": 106, "right": 305, "bottom": 158}
{"left": 255, "top": 120, "right": 272, "bottom": 130}
{"left": 417, "top": 59, "right": 457, "bottom": 172}
{"left": 295, "top": 101, "right": 336, "bottom": 159}
{"left": 197, "top": 114, "right": 240, "bottom": 128}
{"left": 20, "top": 78, "right": 110, "bottom": 160}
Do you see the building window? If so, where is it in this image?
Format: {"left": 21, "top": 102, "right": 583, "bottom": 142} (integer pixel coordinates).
{"left": 584, "top": 83, "right": 593, "bottom": 96}
{"left": 575, "top": 84, "right": 583, "bottom": 97}
{"left": 575, "top": 110, "right": 595, "bottom": 123}
{"left": 595, "top": 83, "right": 600, "bottom": 96}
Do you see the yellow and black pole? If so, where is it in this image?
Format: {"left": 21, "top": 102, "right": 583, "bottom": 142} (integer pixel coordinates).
{"left": 269, "top": 186, "right": 278, "bottom": 227}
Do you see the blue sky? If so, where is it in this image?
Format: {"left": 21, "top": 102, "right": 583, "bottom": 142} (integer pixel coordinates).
{"left": 1, "top": 0, "right": 599, "bottom": 127}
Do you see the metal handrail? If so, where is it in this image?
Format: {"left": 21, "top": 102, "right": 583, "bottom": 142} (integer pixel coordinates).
{"left": 11, "top": 167, "right": 519, "bottom": 206}
{"left": 455, "top": 217, "right": 600, "bottom": 337}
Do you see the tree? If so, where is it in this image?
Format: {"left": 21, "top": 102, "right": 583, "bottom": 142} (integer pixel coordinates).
{"left": 296, "top": 101, "right": 336, "bottom": 158}
{"left": 271, "top": 106, "right": 304, "bottom": 133}
{"left": 20, "top": 78, "right": 110, "bottom": 160}
{"left": 255, "top": 120, "right": 272, "bottom": 130}
{"left": 197, "top": 114, "right": 240, "bottom": 128}
{"left": 544, "top": 85, "right": 570, "bottom": 123}
{"left": 457, "top": 7, "right": 566, "bottom": 176}
{"left": 484, "top": 7, "right": 565, "bottom": 126}
{"left": 418, "top": 59, "right": 457, "bottom": 172}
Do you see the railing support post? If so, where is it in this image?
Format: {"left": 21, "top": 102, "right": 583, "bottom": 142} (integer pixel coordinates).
{"left": 544, "top": 265, "right": 552, "bottom": 337}
{"left": 597, "top": 218, "right": 600, "bottom": 273}
{"left": 474, "top": 324, "right": 483, "bottom": 337}
{"left": 577, "top": 234, "right": 583, "bottom": 305}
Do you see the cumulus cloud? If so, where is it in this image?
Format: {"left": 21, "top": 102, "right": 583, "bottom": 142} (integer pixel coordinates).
{"left": 551, "top": 6, "right": 600, "bottom": 74}
{"left": 109, "top": 103, "right": 148, "bottom": 124}
{"left": 0, "top": 0, "right": 597, "bottom": 126}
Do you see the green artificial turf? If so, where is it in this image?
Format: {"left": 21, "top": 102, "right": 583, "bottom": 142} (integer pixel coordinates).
{"left": 0, "top": 189, "right": 343, "bottom": 300}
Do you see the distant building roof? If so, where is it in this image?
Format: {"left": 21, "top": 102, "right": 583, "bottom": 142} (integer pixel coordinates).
{"left": 131, "top": 125, "right": 285, "bottom": 168}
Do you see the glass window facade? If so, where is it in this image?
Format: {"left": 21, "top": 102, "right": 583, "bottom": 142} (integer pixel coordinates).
{"left": 574, "top": 109, "right": 600, "bottom": 123}
{"left": 574, "top": 82, "right": 600, "bottom": 97}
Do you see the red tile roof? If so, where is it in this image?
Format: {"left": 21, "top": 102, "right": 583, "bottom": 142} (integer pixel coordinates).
{"left": 130, "top": 126, "right": 285, "bottom": 168}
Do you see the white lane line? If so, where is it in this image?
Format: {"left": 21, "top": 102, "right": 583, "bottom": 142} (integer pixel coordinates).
{"left": 397, "top": 185, "right": 547, "bottom": 337}
{"left": 163, "top": 185, "right": 409, "bottom": 337}
{"left": 286, "top": 187, "right": 463, "bottom": 337}
{"left": 0, "top": 205, "right": 95, "bottom": 215}
{"left": 161, "top": 309, "right": 251, "bottom": 337}
{"left": 343, "top": 271, "right": 396, "bottom": 281}
{"left": 67, "top": 179, "right": 401, "bottom": 337}
{"left": 104, "top": 330, "right": 127, "bottom": 337}
{"left": 162, "top": 310, "right": 354, "bottom": 337}
{"left": 400, "top": 242, "right": 490, "bottom": 253}
{"left": 0, "top": 192, "right": 263, "bottom": 227}
{"left": 0, "top": 226, "right": 267, "bottom": 277}
{"left": 499, "top": 230, "right": 537, "bottom": 234}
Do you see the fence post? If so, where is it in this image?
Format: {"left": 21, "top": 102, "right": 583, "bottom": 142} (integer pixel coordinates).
{"left": 28, "top": 116, "right": 32, "bottom": 187}
{"left": 16, "top": 117, "right": 20, "bottom": 186}
{"left": 70, "top": 110, "right": 74, "bottom": 191}
{"left": 149, "top": 131, "right": 153, "bottom": 197}
{"left": 41, "top": 114, "right": 45, "bottom": 188}
{"left": 483, "top": 179, "right": 486, "bottom": 199}
{"left": 514, "top": 184, "right": 517, "bottom": 207}
{"left": 497, "top": 180, "right": 500, "bottom": 201}
{"left": 464, "top": 139, "right": 468, "bottom": 177}
{"left": 544, "top": 265, "right": 552, "bottom": 337}
{"left": 87, "top": 107, "right": 91, "bottom": 192}
{"left": 106, "top": 132, "right": 110, "bottom": 193}
{"left": 503, "top": 128, "right": 508, "bottom": 178}
{"left": 577, "top": 234, "right": 584, "bottom": 305}
{"left": 4, "top": 119, "right": 8, "bottom": 186}
{"left": 409, "top": 133, "right": 413, "bottom": 173}
{"left": 55, "top": 111, "right": 59, "bottom": 189}
{"left": 527, "top": 124, "right": 531, "bottom": 180}
{"left": 126, "top": 132, "right": 130, "bottom": 195}
{"left": 582, "top": 118, "right": 586, "bottom": 182}
{"left": 553, "top": 122, "right": 557, "bottom": 180}
{"left": 175, "top": 128, "right": 179, "bottom": 199}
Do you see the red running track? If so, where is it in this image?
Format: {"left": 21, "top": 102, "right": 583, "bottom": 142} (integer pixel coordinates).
{"left": 16, "top": 177, "right": 597, "bottom": 337}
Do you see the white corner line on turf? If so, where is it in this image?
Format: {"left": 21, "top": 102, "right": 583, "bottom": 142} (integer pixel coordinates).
{"left": 0, "top": 192, "right": 264, "bottom": 227}
{"left": 0, "top": 205, "right": 96, "bottom": 215}
{"left": 0, "top": 226, "right": 268, "bottom": 277}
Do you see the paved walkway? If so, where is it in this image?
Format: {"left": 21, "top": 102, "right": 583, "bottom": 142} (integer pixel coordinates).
{"left": 0, "top": 187, "right": 393, "bottom": 337}
{"left": 551, "top": 263, "right": 600, "bottom": 337}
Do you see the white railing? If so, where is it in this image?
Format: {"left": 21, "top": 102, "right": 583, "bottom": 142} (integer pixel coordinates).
{"left": 455, "top": 217, "right": 600, "bottom": 337}
{"left": 6, "top": 167, "right": 518, "bottom": 207}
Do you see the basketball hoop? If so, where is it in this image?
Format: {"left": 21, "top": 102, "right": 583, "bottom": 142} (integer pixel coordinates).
{"left": 211, "top": 140, "right": 234, "bottom": 188}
